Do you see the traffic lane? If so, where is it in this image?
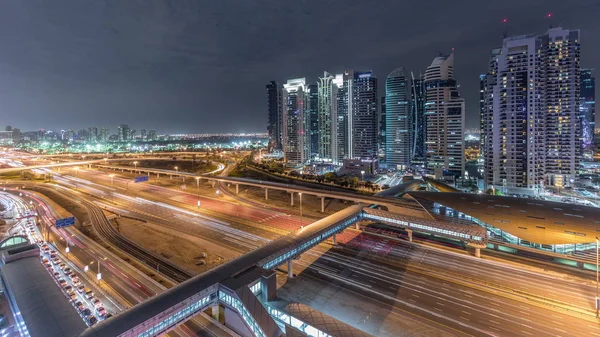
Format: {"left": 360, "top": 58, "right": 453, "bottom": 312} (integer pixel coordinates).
{"left": 295, "top": 250, "right": 598, "bottom": 337}
{"left": 382, "top": 237, "right": 597, "bottom": 310}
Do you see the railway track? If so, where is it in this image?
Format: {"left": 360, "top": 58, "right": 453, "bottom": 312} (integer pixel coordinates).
{"left": 32, "top": 185, "right": 195, "bottom": 283}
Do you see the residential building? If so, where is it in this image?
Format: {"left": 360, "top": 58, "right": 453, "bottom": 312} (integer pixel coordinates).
{"left": 118, "top": 124, "right": 130, "bottom": 142}
{"left": 306, "top": 84, "right": 319, "bottom": 158}
{"left": 424, "top": 52, "right": 465, "bottom": 178}
{"left": 317, "top": 72, "right": 342, "bottom": 162}
{"left": 282, "top": 78, "right": 307, "bottom": 166}
{"left": 266, "top": 81, "right": 283, "bottom": 151}
{"left": 411, "top": 72, "right": 427, "bottom": 167}
{"left": 482, "top": 27, "right": 581, "bottom": 194}
{"left": 580, "top": 69, "right": 595, "bottom": 160}
{"left": 379, "top": 96, "right": 386, "bottom": 163}
{"left": 348, "top": 71, "right": 378, "bottom": 159}
{"left": 385, "top": 67, "right": 412, "bottom": 170}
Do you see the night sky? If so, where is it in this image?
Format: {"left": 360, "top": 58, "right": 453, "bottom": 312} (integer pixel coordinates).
{"left": 0, "top": 0, "right": 598, "bottom": 134}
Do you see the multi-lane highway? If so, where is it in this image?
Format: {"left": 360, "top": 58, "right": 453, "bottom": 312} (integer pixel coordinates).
{"left": 33, "top": 165, "right": 600, "bottom": 336}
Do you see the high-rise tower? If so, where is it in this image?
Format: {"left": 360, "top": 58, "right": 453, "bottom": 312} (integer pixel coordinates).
{"left": 349, "top": 71, "right": 378, "bottom": 159}
{"left": 385, "top": 67, "right": 412, "bottom": 169}
{"left": 580, "top": 69, "right": 595, "bottom": 161}
{"left": 282, "top": 78, "right": 307, "bottom": 166}
{"left": 424, "top": 52, "right": 465, "bottom": 178}
{"left": 482, "top": 27, "right": 581, "bottom": 193}
{"left": 266, "top": 81, "right": 283, "bottom": 151}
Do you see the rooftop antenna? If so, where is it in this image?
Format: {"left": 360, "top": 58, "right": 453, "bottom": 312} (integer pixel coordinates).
{"left": 547, "top": 13, "right": 553, "bottom": 28}
{"left": 502, "top": 18, "right": 508, "bottom": 38}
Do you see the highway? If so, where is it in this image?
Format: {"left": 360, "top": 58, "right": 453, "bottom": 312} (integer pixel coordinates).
{"left": 43, "top": 167, "right": 600, "bottom": 336}
{"left": 7, "top": 158, "right": 600, "bottom": 337}
{"left": 7, "top": 188, "right": 237, "bottom": 337}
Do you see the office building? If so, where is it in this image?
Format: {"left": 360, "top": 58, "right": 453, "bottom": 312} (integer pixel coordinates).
{"left": 282, "top": 78, "right": 307, "bottom": 166}
{"left": 379, "top": 96, "right": 386, "bottom": 163}
{"left": 580, "top": 69, "right": 595, "bottom": 160}
{"left": 335, "top": 76, "right": 349, "bottom": 164}
{"left": 349, "top": 71, "right": 378, "bottom": 159}
{"left": 424, "top": 52, "right": 465, "bottom": 178}
{"left": 317, "top": 72, "right": 343, "bottom": 162}
{"left": 141, "top": 129, "right": 147, "bottom": 141}
{"left": 266, "top": 81, "right": 283, "bottom": 151}
{"left": 482, "top": 27, "right": 581, "bottom": 193}
{"left": 411, "top": 72, "right": 427, "bottom": 166}
{"left": 148, "top": 130, "right": 157, "bottom": 141}
{"left": 385, "top": 67, "right": 412, "bottom": 170}
{"left": 306, "top": 84, "right": 319, "bottom": 158}
{"left": 87, "top": 127, "right": 98, "bottom": 142}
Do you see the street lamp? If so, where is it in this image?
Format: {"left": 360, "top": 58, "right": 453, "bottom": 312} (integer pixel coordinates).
{"left": 361, "top": 170, "right": 365, "bottom": 181}
{"left": 133, "top": 161, "right": 138, "bottom": 172}
{"left": 195, "top": 177, "right": 200, "bottom": 209}
{"left": 174, "top": 166, "right": 178, "bottom": 173}
{"left": 299, "top": 192, "right": 303, "bottom": 229}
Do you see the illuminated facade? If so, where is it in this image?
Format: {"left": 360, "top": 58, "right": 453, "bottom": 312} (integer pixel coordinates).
{"left": 424, "top": 52, "right": 465, "bottom": 178}
{"left": 317, "top": 72, "right": 342, "bottom": 162}
{"left": 482, "top": 27, "right": 581, "bottom": 193}
{"left": 385, "top": 67, "right": 412, "bottom": 169}
{"left": 348, "top": 71, "right": 378, "bottom": 159}
{"left": 266, "top": 81, "right": 283, "bottom": 151}
{"left": 282, "top": 78, "right": 307, "bottom": 166}
{"left": 580, "top": 69, "right": 595, "bottom": 161}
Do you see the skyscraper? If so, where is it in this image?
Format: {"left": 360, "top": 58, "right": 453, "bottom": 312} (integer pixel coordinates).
{"left": 580, "top": 69, "right": 595, "bottom": 160}
{"left": 482, "top": 27, "right": 581, "bottom": 193}
{"left": 141, "top": 129, "right": 147, "bottom": 141}
{"left": 317, "top": 72, "right": 343, "bottom": 161}
{"left": 424, "top": 52, "right": 465, "bottom": 178}
{"left": 385, "top": 67, "right": 412, "bottom": 169}
{"left": 379, "top": 96, "right": 386, "bottom": 162}
{"left": 349, "top": 71, "right": 378, "bottom": 159}
{"left": 335, "top": 76, "right": 349, "bottom": 164}
{"left": 411, "top": 72, "right": 427, "bottom": 166}
{"left": 100, "top": 128, "right": 110, "bottom": 142}
{"left": 266, "top": 81, "right": 283, "bottom": 151}
{"left": 307, "top": 84, "right": 319, "bottom": 158}
{"left": 87, "top": 127, "right": 98, "bottom": 142}
{"left": 282, "top": 78, "right": 307, "bottom": 166}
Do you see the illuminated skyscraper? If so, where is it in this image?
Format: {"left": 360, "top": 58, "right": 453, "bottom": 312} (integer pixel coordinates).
{"left": 266, "top": 81, "right": 283, "bottom": 151}
{"left": 307, "top": 84, "right": 319, "bottom": 158}
{"left": 411, "top": 72, "right": 427, "bottom": 166}
{"left": 349, "top": 71, "right": 378, "bottom": 159}
{"left": 580, "top": 69, "right": 595, "bottom": 160}
{"left": 424, "top": 52, "right": 465, "bottom": 178}
{"left": 482, "top": 27, "right": 581, "bottom": 193}
{"left": 282, "top": 78, "right": 307, "bottom": 166}
{"left": 385, "top": 67, "right": 412, "bottom": 169}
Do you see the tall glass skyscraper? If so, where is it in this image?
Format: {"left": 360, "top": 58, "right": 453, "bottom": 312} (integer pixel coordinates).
{"left": 307, "top": 84, "right": 319, "bottom": 158}
{"left": 282, "top": 78, "right": 307, "bottom": 166}
{"left": 317, "top": 72, "right": 341, "bottom": 161}
{"left": 385, "top": 67, "right": 412, "bottom": 169}
{"left": 411, "top": 72, "right": 426, "bottom": 166}
{"left": 266, "top": 81, "right": 283, "bottom": 151}
{"left": 349, "top": 71, "right": 378, "bottom": 159}
{"left": 424, "top": 52, "right": 465, "bottom": 178}
{"left": 580, "top": 69, "right": 595, "bottom": 161}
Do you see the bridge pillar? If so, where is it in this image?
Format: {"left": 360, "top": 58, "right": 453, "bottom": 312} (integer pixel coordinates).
{"left": 157, "top": 173, "right": 160, "bottom": 179}
{"left": 320, "top": 197, "right": 325, "bottom": 213}
{"left": 290, "top": 192, "right": 294, "bottom": 206}
{"left": 211, "top": 304, "right": 224, "bottom": 323}
{"left": 169, "top": 174, "right": 172, "bottom": 180}
{"left": 287, "top": 259, "right": 293, "bottom": 279}
{"left": 474, "top": 247, "right": 481, "bottom": 258}
{"left": 235, "top": 184, "right": 239, "bottom": 194}
{"left": 332, "top": 233, "right": 337, "bottom": 245}
{"left": 355, "top": 222, "right": 360, "bottom": 230}
{"left": 265, "top": 188, "right": 269, "bottom": 200}
{"left": 407, "top": 229, "right": 413, "bottom": 242}
{"left": 211, "top": 181, "right": 216, "bottom": 188}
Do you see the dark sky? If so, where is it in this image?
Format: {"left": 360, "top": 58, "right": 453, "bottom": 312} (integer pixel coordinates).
{"left": 0, "top": 1, "right": 598, "bottom": 134}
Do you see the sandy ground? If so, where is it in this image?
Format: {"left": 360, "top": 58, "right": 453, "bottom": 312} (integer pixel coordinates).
{"left": 113, "top": 217, "right": 239, "bottom": 275}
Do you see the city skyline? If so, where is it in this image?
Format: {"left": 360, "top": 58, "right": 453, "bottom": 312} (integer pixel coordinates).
{"left": 0, "top": 1, "right": 598, "bottom": 133}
